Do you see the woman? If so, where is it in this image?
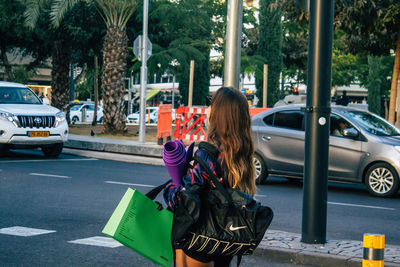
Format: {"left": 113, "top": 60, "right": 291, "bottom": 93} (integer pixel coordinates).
{"left": 163, "top": 86, "right": 256, "bottom": 267}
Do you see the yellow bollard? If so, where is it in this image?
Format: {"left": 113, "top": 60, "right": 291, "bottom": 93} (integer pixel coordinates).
{"left": 362, "top": 233, "right": 385, "bottom": 267}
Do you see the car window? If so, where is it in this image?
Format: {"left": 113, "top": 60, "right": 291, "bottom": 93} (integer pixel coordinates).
{"left": 330, "top": 114, "right": 356, "bottom": 137}
{"left": 273, "top": 110, "right": 304, "bottom": 131}
{"left": 70, "top": 105, "right": 81, "bottom": 111}
{"left": 86, "top": 105, "right": 94, "bottom": 111}
{"left": 263, "top": 114, "right": 274, "bottom": 126}
{"left": 344, "top": 110, "right": 400, "bottom": 136}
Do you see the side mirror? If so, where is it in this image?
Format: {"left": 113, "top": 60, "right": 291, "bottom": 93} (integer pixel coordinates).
{"left": 343, "top": 128, "right": 358, "bottom": 138}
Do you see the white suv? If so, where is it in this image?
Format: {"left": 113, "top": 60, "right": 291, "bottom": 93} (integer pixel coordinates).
{"left": 0, "top": 81, "right": 68, "bottom": 158}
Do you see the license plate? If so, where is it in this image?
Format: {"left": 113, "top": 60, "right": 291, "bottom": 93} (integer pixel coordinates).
{"left": 28, "top": 131, "right": 49, "bottom": 137}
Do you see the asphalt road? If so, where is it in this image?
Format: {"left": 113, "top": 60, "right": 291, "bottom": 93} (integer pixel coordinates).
{"left": 0, "top": 149, "right": 399, "bottom": 266}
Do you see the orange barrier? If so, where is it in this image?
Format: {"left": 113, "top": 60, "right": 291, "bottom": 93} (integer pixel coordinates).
{"left": 249, "top": 107, "right": 269, "bottom": 117}
{"left": 157, "top": 104, "right": 172, "bottom": 144}
{"left": 174, "top": 106, "right": 208, "bottom": 141}
{"left": 173, "top": 106, "right": 270, "bottom": 142}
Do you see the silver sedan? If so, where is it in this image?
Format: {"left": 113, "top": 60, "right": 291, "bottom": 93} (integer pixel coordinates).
{"left": 252, "top": 105, "right": 400, "bottom": 197}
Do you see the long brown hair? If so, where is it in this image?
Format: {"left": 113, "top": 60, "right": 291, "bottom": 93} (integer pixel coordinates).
{"left": 207, "top": 87, "right": 256, "bottom": 196}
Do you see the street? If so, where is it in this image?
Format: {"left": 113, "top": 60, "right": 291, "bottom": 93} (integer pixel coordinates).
{"left": 0, "top": 149, "right": 399, "bottom": 266}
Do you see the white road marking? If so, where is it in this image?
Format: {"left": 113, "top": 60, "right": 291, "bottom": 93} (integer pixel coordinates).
{"left": 0, "top": 226, "right": 56, "bottom": 237}
{"left": 68, "top": 236, "right": 123, "bottom": 248}
{"left": 30, "top": 173, "right": 71, "bottom": 179}
{"left": 0, "top": 158, "right": 98, "bottom": 163}
{"left": 105, "top": 181, "right": 155, "bottom": 187}
{"left": 328, "top": 201, "right": 395, "bottom": 211}
{"left": 255, "top": 194, "right": 267, "bottom": 198}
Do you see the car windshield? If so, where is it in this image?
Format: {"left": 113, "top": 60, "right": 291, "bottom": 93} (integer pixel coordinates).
{"left": 70, "top": 105, "right": 82, "bottom": 111}
{"left": 0, "top": 87, "right": 42, "bottom": 104}
{"left": 344, "top": 110, "right": 400, "bottom": 136}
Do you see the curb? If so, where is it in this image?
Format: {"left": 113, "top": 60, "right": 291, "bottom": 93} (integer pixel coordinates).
{"left": 65, "top": 135, "right": 163, "bottom": 158}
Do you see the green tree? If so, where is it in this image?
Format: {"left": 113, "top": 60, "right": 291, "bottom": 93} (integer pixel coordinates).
{"left": 257, "top": 0, "right": 283, "bottom": 107}
{"left": 146, "top": 0, "right": 213, "bottom": 106}
{"left": 366, "top": 56, "right": 383, "bottom": 115}
{"left": 336, "top": 0, "right": 400, "bottom": 124}
{"left": 0, "top": 0, "right": 49, "bottom": 81}
{"left": 25, "top": 0, "right": 74, "bottom": 120}
{"left": 51, "top": 0, "right": 138, "bottom": 134}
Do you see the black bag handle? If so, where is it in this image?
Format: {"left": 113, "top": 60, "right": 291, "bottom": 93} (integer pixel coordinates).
{"left": 146, "top": 179, "right": 171, "bottom": 200}
{"left": 193, "top": 155, "right": 235, "bottom": 204}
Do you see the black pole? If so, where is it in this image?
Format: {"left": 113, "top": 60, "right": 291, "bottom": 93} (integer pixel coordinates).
{"left": 301, "top": 0, "right": 334, "bottom": 244}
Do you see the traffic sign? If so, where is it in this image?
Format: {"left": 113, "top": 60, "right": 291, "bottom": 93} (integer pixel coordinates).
{"left": 133, "top": 35, "right": 152, "bottom": 61}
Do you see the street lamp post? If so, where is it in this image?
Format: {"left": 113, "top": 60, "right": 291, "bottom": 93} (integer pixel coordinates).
{"left": 223, "top": 0, "right": 243, "bottom": 89}
{"left": 302, "top": 0, "right": 334, "bottom": 244}
{"left": 139, "top": 0, "right": 149, "bottom": 143}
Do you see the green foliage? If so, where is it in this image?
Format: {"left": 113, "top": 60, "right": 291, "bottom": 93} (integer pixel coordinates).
{"left": 11, "top": 66, "right": 36, "bottom": 84}
{"left": 138, "top": 0, "right": 214, "bottom": 106}
{"left": 366, "top": 56, "right": 382, "bottom": 115}
{"left": 75, "top": 68, "right": 102, "bottom": 100}
{"left": 336, "top": 0, "right": 400, "bottom": 56}
{"left": 256, "top": 0, "right": 283, "bottom": 107}
{"left": 331, "top": 51, "right": 357, "bottom": 88}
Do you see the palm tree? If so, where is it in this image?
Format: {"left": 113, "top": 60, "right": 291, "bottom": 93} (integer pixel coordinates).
{"left": 51, "top": 0, "right": 138, "bottom": 134}
{"left": 25, "top": 0, "right": 72, "bottom": 121}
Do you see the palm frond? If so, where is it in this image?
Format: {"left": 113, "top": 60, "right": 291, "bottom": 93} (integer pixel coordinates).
{"left": 50, "top": 0, "right": 81, "bottom": 28}
{"left": 24, "top": 0, "right": 49, "bottom": 29}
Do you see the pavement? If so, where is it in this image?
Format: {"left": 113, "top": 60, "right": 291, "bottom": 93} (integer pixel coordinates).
{"left": 64, "top": 134, "right": 400, "bottom": 267}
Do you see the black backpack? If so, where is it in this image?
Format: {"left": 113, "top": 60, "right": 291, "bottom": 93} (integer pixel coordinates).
{"left": 171, "top": 142, "right": 273, "bottom": 256}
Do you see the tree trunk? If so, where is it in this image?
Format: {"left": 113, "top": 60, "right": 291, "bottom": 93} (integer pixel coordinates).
{"left": 101, "top": 26, "right": 128, "bottom": 134}
{"left": 0, "top": 45, "right": 14, "bottom": 81}
{"left": 388, "top": 24, "right": 400, "bottom": 124}
{"left": 51, "top": 40, "right": 70, "bottom": 122}
{"left": 92, "top": 55, "right": 98, "bottom": 126}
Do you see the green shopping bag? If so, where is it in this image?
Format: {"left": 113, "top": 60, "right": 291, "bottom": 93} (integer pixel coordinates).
{"left": 102, "top": 188, "right": 173, "bottom": 267}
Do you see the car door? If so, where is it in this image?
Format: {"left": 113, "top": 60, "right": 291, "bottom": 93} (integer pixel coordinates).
{"left": 328, "top": 113, "right": 364, "bottom": 181}
{"left": 257, "top": 109, "right": 305, "bottom": 176}
{"left": 85, "top": 105, "right": 94, "bottom": 122}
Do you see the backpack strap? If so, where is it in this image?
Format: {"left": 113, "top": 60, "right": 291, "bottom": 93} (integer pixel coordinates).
{"left": 198, "top": 141, "right": 219, "bottom": 162}
{"left": 197, "top": 141, "right": 229, "bottom": 185}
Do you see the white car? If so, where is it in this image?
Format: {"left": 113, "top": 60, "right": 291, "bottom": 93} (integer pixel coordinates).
{"left": 70, "top": 103, "right": 103, "bottom": 124}
{"left": 0, "top": 81, "right": 68, "bottom": 158}
{"left": 127, "top": 107, "right": 158, "bottom": 124}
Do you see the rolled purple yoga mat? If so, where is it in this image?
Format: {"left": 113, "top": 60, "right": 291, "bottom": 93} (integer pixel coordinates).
{"left": 163, "top": 140, "right": 194, "bottom": 186}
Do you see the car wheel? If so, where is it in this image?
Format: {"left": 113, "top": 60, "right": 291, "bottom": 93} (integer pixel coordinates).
{"left": 42, "top": 143, "right": 63, "bottom": 158}
{"left": 72, "top": 116, "right": 79, "bottom": 125}
{"left": 254, "top": 153, "right": 268, "bottom": 184}
{"left": 98, "top": 117, "right": 103, "bottom": 123}
{"left": 365, "top": 162, "right": 399, "bottom": 197}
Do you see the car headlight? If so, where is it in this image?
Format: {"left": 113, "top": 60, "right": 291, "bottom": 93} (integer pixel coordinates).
{"left": 394, "top": 146, "right": 400, "bottom": 154}
{"left": 0, "top": 111, "right": 20, "bottom": 127}
{"left": 54, "top": 111, "right": 66, "bottom": 127}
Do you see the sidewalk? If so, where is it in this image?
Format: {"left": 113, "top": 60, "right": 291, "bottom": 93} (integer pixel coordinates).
{"left": 65, "top": 134, "right": 400, "bottom": 267}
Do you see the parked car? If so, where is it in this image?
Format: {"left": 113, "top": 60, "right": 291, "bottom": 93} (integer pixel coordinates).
{"left": 0, "top": 81, "right": 68, "bottom": 158}
{"left": 70, "top": 103, "right": 103, "bottom": 124}
{"left": 127, "top": 107, "right": 159, "bottom": 124}
{"left": 252, "top": 104, "right": 400, "bottom": 197}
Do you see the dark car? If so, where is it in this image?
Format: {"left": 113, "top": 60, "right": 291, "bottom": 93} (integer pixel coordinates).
{"left": 252, "top": 105, "right": 400, "bottom": 197}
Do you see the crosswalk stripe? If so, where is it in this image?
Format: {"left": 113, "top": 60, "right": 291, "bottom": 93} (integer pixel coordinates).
{"left": 68, "top": 236, "right": 123, "bottom": 248}
{"left": 0, "top": 226, "right": 56, "bottom": 237}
